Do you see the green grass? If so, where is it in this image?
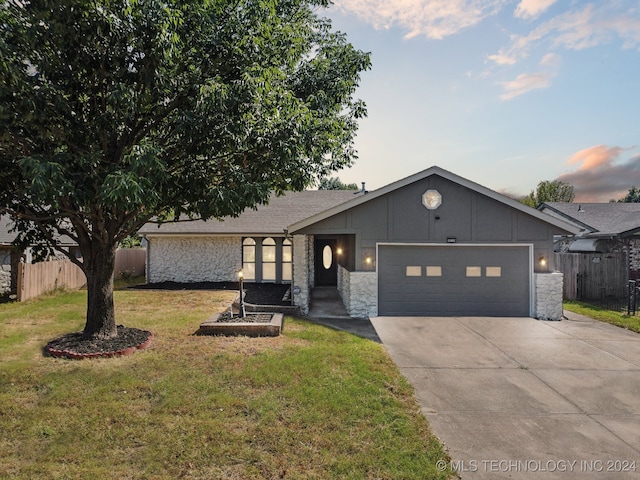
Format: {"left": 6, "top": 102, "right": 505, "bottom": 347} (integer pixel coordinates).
{"left": 564, "top": 300, "right": 640, "bottom": 333}
{"left": 0, "top": 287, "right": 453, "bottom": 479}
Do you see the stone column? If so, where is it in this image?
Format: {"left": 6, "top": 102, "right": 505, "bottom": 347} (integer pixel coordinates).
{"left": 535, "top": 272, "right": 564, "bottom": 320}
{"left": 292, "top": 235, "right": 310, "bottom": 315}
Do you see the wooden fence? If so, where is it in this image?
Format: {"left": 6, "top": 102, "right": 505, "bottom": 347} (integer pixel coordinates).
{"left": 16, "top": 248, "right": 146, "bottom": 301}
{"left": 555, "top": 252, "right": 627, "bottom": 300}
{"left": 114, "top": 248, "right": 146, "bottom": 279}
{"left": 17, "top": 259, "right": 86, "bottom": 302}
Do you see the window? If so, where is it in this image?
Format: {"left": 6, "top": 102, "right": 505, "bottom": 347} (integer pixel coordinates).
{"left": 406, "top": 266, "right": 422, "bottom": 277}
{"left": 426, "top": 266, "right": 442, "bottom": 277}
{"left": 322, "top": 245, "right": 333, "bottom": 270}
{"left": 242, "top": 238, "right": 256, "bottom": 280}
{"left": 282, "top": 239, "right": 292, "bottom": 281}
{"left": 466, "top": 266, "right": 482, "bottom": 277}
{"left": 262, "top": 237, "right": 276, "bottom": 281}
{"left": 486, "top": 266, "right": 502, "bottom": 277}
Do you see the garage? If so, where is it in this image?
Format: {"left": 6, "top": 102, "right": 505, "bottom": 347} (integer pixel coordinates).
{"left": 378, "top": 244, "right": 531, "bottom": 316}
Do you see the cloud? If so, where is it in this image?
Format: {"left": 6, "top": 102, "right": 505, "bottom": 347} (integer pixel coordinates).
{"left": 488, "top": 4, "right": 640, "bottom": 67}
{"left": 332, "top": 0, "right": 509, "bottom": 40}
{"left": 557, "top": 145, "right": 640, "bottom": 202}
{"left": 498, "top": 72, "right": 553, "bottom": 99}
{"left": 539, "top": 52, "right": 561, "bottom": 67}
{"left": 497, "top": 53, "right": 559, "bottom": 99}
{"left": 514, "top": 0, "right": 558, "bottom": 20}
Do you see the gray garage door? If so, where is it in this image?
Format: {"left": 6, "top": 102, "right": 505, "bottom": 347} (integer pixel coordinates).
{"left": 378, "top": 245, "right": 530, "bottom": 316}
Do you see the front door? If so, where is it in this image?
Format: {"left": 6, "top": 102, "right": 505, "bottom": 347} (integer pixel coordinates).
{"left": 315, "top": 239, "right": 337, "bottom": 286}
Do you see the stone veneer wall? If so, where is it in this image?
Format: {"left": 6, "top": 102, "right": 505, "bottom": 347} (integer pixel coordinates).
{"left": 337, "top": 265, "right": 377, "bottom": 318}
{"left": 147, "top": 236, "right": 241, "bottom": 283}
{"left": 0, "top": 249, "right": 11, "bottom": 296}
{"left": 292, "top": 234, "right": 313, "bottom": 315}
{"left": 534, "top": 272, "right": 564, "bottom": 320}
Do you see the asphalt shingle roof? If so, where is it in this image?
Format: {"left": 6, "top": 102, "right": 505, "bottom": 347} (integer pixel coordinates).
{"left": 138, "top": 190, "right": 361, "bottom": 236}
{"left": 542, "top": 202, "right": 640, "bottom": 236}
{"left": 0, "top": 215, "right": 16, "bottom": 245}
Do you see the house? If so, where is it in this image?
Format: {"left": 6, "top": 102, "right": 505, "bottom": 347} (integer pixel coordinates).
{"left": 140, "top": 166, "right": 579, "bottom": 320}
{"left": 0, "top": 215, "right": 80, "bottom": 297}
{"left": 539, "top": 202, "right": 640, "bottom": 299}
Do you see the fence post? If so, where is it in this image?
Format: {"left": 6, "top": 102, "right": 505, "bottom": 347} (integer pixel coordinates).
{"left": 17, "top": 259, "right": 25, "bottom": 302}
{"left": 628, "top": 280, "right": 636, "bottom": 315}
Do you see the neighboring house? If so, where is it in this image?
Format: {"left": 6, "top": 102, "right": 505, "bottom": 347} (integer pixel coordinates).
{"left": 141, "top": 166, "right": 578, "bottom": 320}
{"left": 0, "top": 215, "right": 80, "bottom": 296}
{"left": 539, "top": 202, "right": 640, "bottom": 298}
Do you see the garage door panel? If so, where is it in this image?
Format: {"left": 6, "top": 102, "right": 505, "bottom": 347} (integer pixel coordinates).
{"left": 378, "top": 245, "right": 530, "bottom": 316}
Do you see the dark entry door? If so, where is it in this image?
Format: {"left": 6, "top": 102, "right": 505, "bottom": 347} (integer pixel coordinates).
{"left": 315, "top": 239, "right": 337, "bottom": 286}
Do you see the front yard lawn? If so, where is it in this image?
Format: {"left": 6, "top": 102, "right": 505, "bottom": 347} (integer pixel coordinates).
{"left": 564, "top": 300, "right": 640, "bottom": 333}
{"left": 0, "top": 287, "right": 452, "bottom": 479}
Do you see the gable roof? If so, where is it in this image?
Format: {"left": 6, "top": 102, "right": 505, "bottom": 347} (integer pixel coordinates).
{"left": 288, "top": 166, "right": 580, "bottom": 234}
{"left": 139, "top": 190, "right": 360, "bottom": 236}
{"left": 0, "top": 215, "right": 77, "bottom": 247}
{"left": 540, "top": 202, "right": 640, "bottom": 237}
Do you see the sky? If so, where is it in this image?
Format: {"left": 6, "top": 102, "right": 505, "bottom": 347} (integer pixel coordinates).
{"left": 323, "top": 0, "right": 640, "bottom": 202}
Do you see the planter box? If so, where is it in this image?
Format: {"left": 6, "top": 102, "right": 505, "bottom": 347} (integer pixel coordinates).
{"left": 197, "top": 312, "right": 283, "bottom": 337}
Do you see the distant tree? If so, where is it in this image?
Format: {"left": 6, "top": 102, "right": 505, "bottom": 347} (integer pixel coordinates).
{"left": 0, "top": 0, "right": 370, "bottom": 340}
{"left": 521, "top": 180, "right": 575, "bottom": 208}
{"left": 318, "top": 177, "right": 359, "bottom": 190}
{"left": 619, "top": 186, "right": 640, "bottom": 203}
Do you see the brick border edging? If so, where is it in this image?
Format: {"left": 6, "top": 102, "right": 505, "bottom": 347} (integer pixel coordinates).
{"left": 45, "top": 332, "right": 154, "bottom": 360}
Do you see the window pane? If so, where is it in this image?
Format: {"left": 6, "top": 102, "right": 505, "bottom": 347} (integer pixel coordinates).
{"left": 486, "top": 266, "right": 501, "bottom": 277}
{"left": 466, "top": 266, "right": 482, "bottom": 277}
{"left": 243, "top": 246, "right": 255, "bottom": 262}
{"left": 243, "top": 238, "right": 256, "bottom": 246}
{"left": 262, "top": 238, "right": 276, "bottom": 262}
{"left": 322, "top": 245, "right": 333, "bottom": 269}
{"left": 406, "top": 266, "right": 421, "bottom": 277}
{"left": 426, "top": 266, "right": 442, "bottom": 277}
{"left": 263, "top": 263, "right": 276, "bottom": 281}
{"left": 282, "top": 245, "right": 292, "bottom": 262}
{"left": 242, "top": 263, "right": 255, "bottom": 280}
{"left": 282, "top": 263, "right": 292, "bottom": 281}
{"left": 263, "top": 246, "right": 276, "bottom": 262}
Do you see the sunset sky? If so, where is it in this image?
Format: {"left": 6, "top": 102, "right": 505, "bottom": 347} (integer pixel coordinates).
{"left": 325, "top": 0, "right": 640, "bottom": 202}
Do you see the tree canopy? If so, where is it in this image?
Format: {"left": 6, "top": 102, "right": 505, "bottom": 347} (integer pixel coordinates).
{"left": 521, "top": 180, "right": 575, "bottom": 208}
{"left": 0, "top": 0, "right": 370, "bottom": 339}
{"left": 619, "top": 186, "right": 640, "bottom": 203}
{"left": 318, "top": 177, "right": 359, "bottom": 190}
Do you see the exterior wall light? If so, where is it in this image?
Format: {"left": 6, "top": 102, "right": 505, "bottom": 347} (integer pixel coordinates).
{"left": 365, "top": 256, "right": 372, "bottom": 265}
{"left": 539, "top": 257, "right": 547, "bottom": 268}
{"left": 336, "top": 247, "right": 343, "bottom": 255}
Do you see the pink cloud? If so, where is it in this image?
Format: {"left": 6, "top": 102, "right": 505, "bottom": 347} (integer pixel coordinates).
{"left": 568, "top": 144, "right": 624, "bottom": 171}
{"left": 558, "top": 145, "right": 640, "bottom": 202}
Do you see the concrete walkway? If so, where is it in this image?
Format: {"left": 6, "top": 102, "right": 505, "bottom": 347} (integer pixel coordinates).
{"left": 306, "top": 287, "right": 380, "bottom": 342}
{"left": 371, "top": 312, "right": 640, "bottom": 479}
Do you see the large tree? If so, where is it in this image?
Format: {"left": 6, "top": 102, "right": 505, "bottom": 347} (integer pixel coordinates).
{"left": 0, "top": 0, "right": 370, "bottom": 339}
{"left": 521, "top": 180, "right": 575, "bottom": 208}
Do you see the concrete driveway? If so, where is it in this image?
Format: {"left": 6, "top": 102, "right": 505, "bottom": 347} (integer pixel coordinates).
{"left": 371, "top": 312, "right": 640, "bottom": 479}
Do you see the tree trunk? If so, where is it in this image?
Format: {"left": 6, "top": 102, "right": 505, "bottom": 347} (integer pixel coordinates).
{"left": 82, "top": 242, "right": 118, "bottom": 339}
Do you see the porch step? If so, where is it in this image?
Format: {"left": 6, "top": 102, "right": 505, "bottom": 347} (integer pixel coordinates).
{"left": 308, "top": 287, "right": 350, "bottom": 319}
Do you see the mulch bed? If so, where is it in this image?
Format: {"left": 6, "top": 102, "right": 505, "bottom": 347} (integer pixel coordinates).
{"left": 132, "top": 281, "right": 291, "bottom": 306}
{"left": 215, "top": 312, "right": 274, "bottom": 323}
{"left": 45, "top": 326, "right": 153, "bottom": 360}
